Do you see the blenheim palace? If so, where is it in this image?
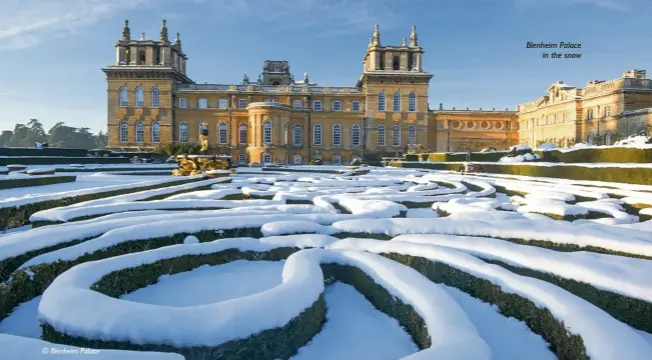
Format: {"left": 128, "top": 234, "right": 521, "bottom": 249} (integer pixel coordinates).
{"left": 104, "top": 20, "right": 652, "bottom": 165}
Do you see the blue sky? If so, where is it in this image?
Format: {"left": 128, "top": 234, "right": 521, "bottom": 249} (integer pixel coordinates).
{"left": 0, "top": 0, "right": 650, "bottom": 134}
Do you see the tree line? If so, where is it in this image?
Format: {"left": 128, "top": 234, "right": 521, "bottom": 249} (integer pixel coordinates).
{"left": 0, "top": 119, "right": 107, "bottom": 149}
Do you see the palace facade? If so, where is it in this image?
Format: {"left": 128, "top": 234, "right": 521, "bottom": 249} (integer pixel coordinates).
{"left": 103, "top": 20, "right": 652, "bottom": 164}
{"left": 103, "top": 20, "right": 518, "bottom": 164}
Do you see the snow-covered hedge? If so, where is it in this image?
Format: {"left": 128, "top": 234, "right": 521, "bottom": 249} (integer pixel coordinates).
{"left": 0, "top": 176, "right": 209, "bottom": 230}
{"left": 332, "top": 238, "right": 652, "bottom": 360}
{"left": 38, "top": 240, "right": 490, "bottom": 360}
{"left": 499, "top": 145, "right": 541, "bottom": 163}
{"left": 0, "top": 175, "right": 76, "bottom": 190}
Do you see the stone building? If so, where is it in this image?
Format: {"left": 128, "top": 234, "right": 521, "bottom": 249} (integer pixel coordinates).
{"left": 517, "top": 69, "right": 652, "bottom": 147}
{"left": 103, "top": 20, "right": 518, "bottom": 163}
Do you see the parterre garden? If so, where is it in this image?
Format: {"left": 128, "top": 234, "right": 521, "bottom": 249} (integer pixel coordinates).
{"left": 1, "top": 162, "right": 652, "bottom": 359}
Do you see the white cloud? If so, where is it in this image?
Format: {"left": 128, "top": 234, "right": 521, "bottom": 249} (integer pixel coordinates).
{"left": 512, "top": 0, "right": 636, "bottom": 11}
{"left": 0, "top": 0, "right": 149, "bottom": 51}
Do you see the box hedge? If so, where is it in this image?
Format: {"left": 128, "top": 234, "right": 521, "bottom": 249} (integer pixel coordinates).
{"left": 0, "top": 175, "right": 76, "bottom": 190}
{"left": 391, "top": 161, "right": 652, "bottom": 186}
{"left": 41, "top": 247, "right": 325, "bottom": 360}
{"left": 0, "top": 226, "right": 265, "bottom": 322}
{"left": 0, "top": 177, "right": 206, "bottom": 230}
{"left": 383, "top": 253, "right": 589, "bottom": 359}
{"left": 0, "top": 147, "right": 89, "bottom": 157}
{"left": 482, "top": 258, "right": 652, "bottom": 333}
{"left": 0, "top": 156, "right": 131, "bottom": 166}
{"left": 39, "top": 247, "right": 431, "bottom": 360}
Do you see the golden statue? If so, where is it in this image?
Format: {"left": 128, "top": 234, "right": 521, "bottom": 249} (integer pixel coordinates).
{"left": 199, "top": 124, "right": 209, "bottom": 154}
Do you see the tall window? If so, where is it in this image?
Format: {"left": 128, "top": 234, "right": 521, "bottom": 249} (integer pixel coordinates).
{"left": 198, "top": 98, "right": 208, "bottom": 109}
{"left": 332, "top": 101, "right": 342, "bottom": 112}
{"left": 263, "top": 154, "right": 272, "bottom": 164}
{"left": 293, "top": 124, "right": 302, "bottom": 146}
{"left": 239, "top": 99, "right": 248, "bottom": 109}
{"left": 408, "top": 125, "right": 416, "bottom": 145}
{"left": 135, "top": 121, "right": 144, "bottom": 143}
{"left": 239, "top": 124, "right": 248, "bottom": 144}
{"left": 179, "top": 122, "right": 188, "bottom": 143}
{"left": 151, "top": 122, "right": 160, "bottom": 143}
{"left": 392, "top": 125, "right": 401, "bottom": 146}
{"left": 332, "top": 124, "right": 342, "bottom": 146}
{"left": 263, "top": 121, "right": 272, "bottom": 144}
{"left": 377, "top": 125, "right": 386, "bottom": 146}
{"left": 265, "top": 98, "right": 277, "bottom": 103}
{"left": 135, "top": 87, "right": 144, "bottom": 107}
{"left": 293, "top": 99, "right": 302, "bottom": 109}
{"left": 313, "top": 124, "right": 323, "bottom": 145}
{"left": 151, "top": 87, "right": 160, "bottom": 108}
{"left": 218, "top": 122, "right": 227, "bottom": 144}
{"left": 239, "top": 153, "right": 248, "bottom": 164}
{"left": 313, "top": 100, "right": 322, "bottom": 111}
{"left": 378, "top": 92, "right": 386, "bottom": 111}
{"left": 218, "top": 99, "right": 228, "bottom": 109}
{"left": 351, "top": 125, "right": 361, "bottom": 146}
{"left": 293, "top": 154, "right": 302, "bottom": 165}
{"left": 179, "top": 98, "right": 188, "bottom": 108}
{"left": 587, "top": 109, "right": 593, "bottom": 120}
{"left": 119, "top": 87, "right": 128, "bottom": 107}
{"left": 605, "top": 106, "right": 612, "bottom": 117}
{"left": 562, "top": 112, "right": 568, "bottom": 122}
{"left": 352, "top": 101, "right": 360, "bottom": 112}
{"left": 605, "top": 133, "right": 612, "bottom": 145}
{"left": 119, "top": 121, "right": 128, "bottom": 143}
{"left": 332, "top": 155, "right": 341, "bottom": 165}
{"left": 554, "top": 114, "right": 558, "bottom": 123}
{"left": 393, "top": 92, "right": 401, "bottom": 112}
{"left": 408, "top": 93, "right": 416, "bottom": 112}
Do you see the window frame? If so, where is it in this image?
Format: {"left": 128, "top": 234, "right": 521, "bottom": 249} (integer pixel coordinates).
{"left": 218, "top": 122, "right": 228, "bottom": 144}
{"left": 352, "top": 101, "right": 360, "bottom": 112}
{"left": 313, "top": 124, "right": 323, "bottom": 145}
{"left": 119, "top": 121, "right": 128, "bottom": 143}
{"left": 313, "top": 100, "right": 323, "bottom": 111}
{"left": 135, "top": 121, "right": 144, "bottom": 143}
{"left": 392, "top": 125, "right": 401, "bottom": 146}
{"left": 179, "top": 122, "right": 188, "bottom": 143}
{"left": 151, "top": 87, "right": 160, "bottom": 108}
{"left": 332, "top": 124, "right": 342, "bottom": 146}
{"left": 377, "top": 125, "right": 386, "bottom": 146}
{"left": 408, "top": 125, "right": 416, "bottom": 145}
{"left": 178, "top": 98, "right": 188, "bottom": 109}
{"left": 378, "top": 92, "right": 386, "bottom": 111}
{"left": 263, "top": 121, "right": 272, "bottom": 144}
{"left": 218, "top": 98, "right": 228, "bottom": 109}
{"left": 293, "top": 124, "right": 302, "bottom": 146}
{"left": 293, "top": 99, "right": 302, "bottom": 109}
{"left": 332, "top": 100, "right": 342, "bottom": 112}
{"left": 393, "top": 92, "right": 401, "bottom": 112}
{"left": 238, "top": 98, "right": 248, "bottom": 109}
{"left": 135, "top": 87, "right": 144, "bottom": 107}
{"left": 351, "top": 125, "right": 361, "bottom": 146}
{"left": 239, "top": 123, "right": 248, "bottom": 144}
{"left": 198, "top": 98, "right": 208, "bottom": 109}
{"left": 151, "top": 121, "right": 161, "bottom": 143}
{"left": 408, "top": 93, "right": 416, "bottom": 112}
{"left": 119, "top": 87, "right": 128, "bottom": 107}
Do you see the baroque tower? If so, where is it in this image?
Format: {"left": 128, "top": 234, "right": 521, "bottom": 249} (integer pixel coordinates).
{"left": 103, "top": 20, "right": 193, "bottom": 148}
{"left": 357, "top": 25, "right": 432, "bottom": 152}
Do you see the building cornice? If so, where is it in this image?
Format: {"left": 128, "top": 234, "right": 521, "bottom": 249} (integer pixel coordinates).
{"left": 102, "top": 66, "right": 193, "bottom": 84}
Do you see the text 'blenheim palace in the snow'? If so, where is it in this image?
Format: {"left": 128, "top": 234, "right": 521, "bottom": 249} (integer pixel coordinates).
{"left": 103, "top": 20, "right": 652, "bottom": 164}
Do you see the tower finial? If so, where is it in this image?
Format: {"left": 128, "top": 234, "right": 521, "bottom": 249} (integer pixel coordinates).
{"left": 160, "top": 19, "right": 169, "bottom": 43}
{"left": 409, "top": 25, "right": 418, "bottom": 47}
{"left": 174, "top": 32, "right": 182, "bottom": 49}
{"left": 140, "top": 32, "right": 146, "bottom": 41}
{"left": 401, "top": 37, "right": 407, "bottom": 46}
{"left": 304, "top": 72, "right": 309, "bottom": 84}
{"left": 243, "top": 73, "right": 249, "bottom": 85}
{"left": 121, "top": 20, "right": 131, "bottom": 41}
{"left": 371, "top": 24, "right": 380, "bottom": 46}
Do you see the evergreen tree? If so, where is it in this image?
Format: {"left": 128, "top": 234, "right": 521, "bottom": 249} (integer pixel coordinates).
{"left": 0, "top": 131, "right": 12, "bottom": 147}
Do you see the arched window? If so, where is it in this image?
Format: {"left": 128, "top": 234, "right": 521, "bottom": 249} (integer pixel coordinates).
{"left": 351, "top": 125, "right": 361, "bottom": 146}
{"left": 586, "top": 134, "right": 593, "bottom": 145}
{"left": 392, "top": 125, "right": 401, "bottom": 146}
{"left": 151, "top": 122, "right": 160, "bottom": 143}
{"left": 293, "top": 124, "right": 302, "bottom": 146}
{"left": 151, "top": 87, "right": 160, "bottom": 108}
{"left": 377, "top": 125, "right": 386, "bottom": 146}
{"left": 605, "top": 133, "right": 612, "bottom": 146}
{"left": 179, "top": 122, "right": 188, "bottom": 143}
{"left": 408, "top": 93, "right": 416, "bottom": 112}
{"left": 119, "top": 121, "right": 128, "bottom": 143}
{"left": 263, "top": 121, "right": 272, "bottom": 144}
{"left": 119, "top": 87, "right": 128, "bottom": 107}
{"left": 239, "top": 123, "right": 248, "bottom": 144}
{"left": 218, "top": 122, "right": 227, "bottom": 144}
{"left": 332, "top": 124, "right": 342, "bottom": 146}
{"left": 263, "top": 153, "right": 272, "bottom": 165}
{"left": 408, "top": 125, "right": 416, "bottom": 145}
{"left": 135, "top": 121, "right": 144, "bottom": 143}
{"left": 135, "top": 87, "right": 144, "bottom": 107}
{"left": 313, "top": 124, "right": 323, "bottom": 145}
{"left": 393, "top": 92, "right": 401, "bottom": 112}
{"left": 378, "top": 92, "right": 386, "bottom": 111}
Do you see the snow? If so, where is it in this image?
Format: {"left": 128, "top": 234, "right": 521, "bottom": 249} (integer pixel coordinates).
{"left": 183, "top": 235, "right": 199, "bottom": 244}
{"left": 509, "top": 145, "right": 531, "bottom": 151}
{"left": 337, "top": 198, "right": 407, "bottom": 218}
{"left": 0, "top": 334, "right": 184, "bottom": 360}
{"left": 0, "top": 296, "right": 41, "bottom": 339}
{"left": 614, "top": 134, "right": 652, "bottom": 147}
{"left": 537, "top": 142, "right": 558, "bottom": 150}
{"left": 330, "top": 238, "right": 652, "bottom": 359}
{"left": 165, "top": 188, "right": 242, "bottom": 200}
{"left": 393, "top": 234, "right": 652, "bottom": 302}
{"left": 39, "top": 243, "right": 490, "bottom": 359}
{"left": 291, "top": 283, "right": 419, "bottom": 360}
{"left": 122, "top": 260, "right": 285, "bottom": 306}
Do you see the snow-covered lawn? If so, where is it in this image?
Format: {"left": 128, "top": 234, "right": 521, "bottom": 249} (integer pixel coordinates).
{"left": 1, "top": 165, "right": 652, "bottom": 359}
